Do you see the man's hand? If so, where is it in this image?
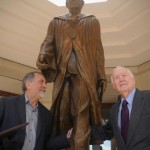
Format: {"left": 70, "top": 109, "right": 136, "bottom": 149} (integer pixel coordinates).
{"left": 66, "top": 128, "right": 73, "bottom": 139}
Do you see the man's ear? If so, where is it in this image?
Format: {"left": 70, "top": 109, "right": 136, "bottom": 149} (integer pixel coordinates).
{"left": 25, "top": 81, "right": 31, "bottom": 90}
{"left": 132, "top": 77, "right": 136, "bottom": 88}
{"left": 112, "top": 82, "right": 116, "bottom": 90}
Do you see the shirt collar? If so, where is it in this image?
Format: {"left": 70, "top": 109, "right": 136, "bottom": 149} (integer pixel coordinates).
{"left": 121, "top": 88, "right": 136, "bottom": 106}
{"left": 25, "top": 94, "right": 38, "bottom": 109}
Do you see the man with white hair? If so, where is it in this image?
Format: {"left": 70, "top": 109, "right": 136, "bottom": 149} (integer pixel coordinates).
{"left": 92, "top": 66, "right": 150, "bottom": 150}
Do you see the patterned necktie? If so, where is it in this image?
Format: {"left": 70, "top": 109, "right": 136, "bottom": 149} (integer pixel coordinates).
{"left": 121, "top": 99, "right": 129, "bottom": 144}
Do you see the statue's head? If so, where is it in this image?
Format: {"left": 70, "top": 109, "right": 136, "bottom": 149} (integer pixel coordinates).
{"left": 66, "top": 0, "right": 84, "bottom": 15}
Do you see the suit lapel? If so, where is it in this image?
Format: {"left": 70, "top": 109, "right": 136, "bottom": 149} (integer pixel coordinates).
{"left": 127, "top": 89, "right": 144, "bottom": 146}
{"left": 36, "top": 103, "right": 43, "bottom": 139}
{"left": 13, "top": 94, "right": 26, "bottom": 143}
{"left": 16, "top": 94, "right": 26, "bottom": 123}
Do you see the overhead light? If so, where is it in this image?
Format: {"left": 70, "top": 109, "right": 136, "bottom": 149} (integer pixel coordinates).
{"left": 48, "top": 0, "right": 108, "bottom": 7}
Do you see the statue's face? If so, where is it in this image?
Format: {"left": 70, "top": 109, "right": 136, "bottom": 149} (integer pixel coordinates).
{"left": 66, "top": 0, "right": 84, "bottom": 15}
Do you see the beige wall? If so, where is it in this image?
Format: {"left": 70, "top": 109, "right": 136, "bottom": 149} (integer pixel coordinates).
{"left": 0, "top": 58, "right": 150, "bottom": 108}
{"left": 0, "top": 58, "right": 53, "bottom": 108}
{"left": 136, "top": 61, "right": 150, "bottom": 90}
{"left": 138, "top": 70, "right": 150, "bottom": 90}
{"left": 0, "top": 76, "right": 22, "bottom": 94}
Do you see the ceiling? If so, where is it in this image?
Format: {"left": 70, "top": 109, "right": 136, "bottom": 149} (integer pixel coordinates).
{"left": 0, "top": 0, "right": 150, "bottom": 106}
{"left": 0, "top": 0, "right": 150, "bottom": 69}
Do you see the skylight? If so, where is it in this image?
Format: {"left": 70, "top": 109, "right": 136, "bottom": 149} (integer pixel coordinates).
{"left": 48, "top": 0, "right": 108, "bottom": 7}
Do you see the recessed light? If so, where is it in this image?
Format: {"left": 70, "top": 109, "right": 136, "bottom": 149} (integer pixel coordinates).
{"left": 48, "top": 0, "right": 108, "bottom": 7}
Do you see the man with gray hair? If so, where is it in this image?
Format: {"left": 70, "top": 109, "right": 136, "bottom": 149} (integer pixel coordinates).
{"left": 0, "top": 71, "right": 71, "bottom": 150}
{"left": 92, "top": 66, "right": 150, "bottom": 150}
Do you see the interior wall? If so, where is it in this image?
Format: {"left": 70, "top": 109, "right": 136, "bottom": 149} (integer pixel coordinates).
{"left": 136, "top": 61, "right": 150, "bottom": 90}
{"left": 0, "top": 57, "right": 53, "bottom": 108}
{"left": 0, "top": 57, "right": 149, "bottom": 108}
{"left": 0, "top": 76, "right": 22, "bottom": 94}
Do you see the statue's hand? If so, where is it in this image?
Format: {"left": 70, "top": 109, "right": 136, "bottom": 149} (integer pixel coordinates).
{"left": 102, "top": 79, "right": 107, "bottom": 93}
{"left": 37, "top": 54, "right": 49, "bottom": 69}
{"left": 97, "top": 80, "right": 107, "bottom": 102}
{"left": 39, "top": 54, "right": 46, "bottom": 63}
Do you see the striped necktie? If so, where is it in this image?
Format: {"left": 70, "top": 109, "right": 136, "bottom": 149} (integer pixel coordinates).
{"left": 121, "top": 99, "right": 129, "bottom": 144}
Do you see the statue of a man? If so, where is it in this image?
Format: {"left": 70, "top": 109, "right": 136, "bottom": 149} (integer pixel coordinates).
{"left": 36, "top": 0, "right": 107, "bottom": 149}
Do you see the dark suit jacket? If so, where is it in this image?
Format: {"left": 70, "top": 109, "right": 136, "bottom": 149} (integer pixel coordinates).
{"left": 0, "top": 94, "right": 70, "bottom": 150}
{"left": 92, "top": 89, "right": 150, "bottom": 150}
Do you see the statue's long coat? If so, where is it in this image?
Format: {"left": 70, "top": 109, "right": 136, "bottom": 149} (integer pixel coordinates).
{"left": 37, "top": 13, "right": 106, "bottom": 136}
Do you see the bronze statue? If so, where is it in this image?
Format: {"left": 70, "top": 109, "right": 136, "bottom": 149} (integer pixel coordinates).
{"left": 36, "top": 0, "right": 106, "bottom": 149}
